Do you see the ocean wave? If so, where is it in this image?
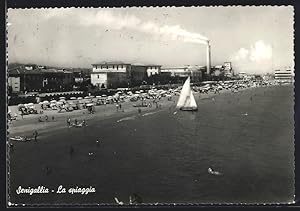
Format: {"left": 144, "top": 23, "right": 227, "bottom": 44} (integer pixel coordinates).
{"left": 142, "top": 111, "right": 161, "bottom": 117}
{"left": 116, "top": 116, "right": 136, "bottom": 123}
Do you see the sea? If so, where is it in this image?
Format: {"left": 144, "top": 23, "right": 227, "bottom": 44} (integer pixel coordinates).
{"left": 9, "top": 85, "right": 295, "bottom": 205}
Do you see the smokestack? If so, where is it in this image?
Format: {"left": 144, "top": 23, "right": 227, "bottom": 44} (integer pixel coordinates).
{"left": 206, "top": 41, "right": 211, "bottom": 74}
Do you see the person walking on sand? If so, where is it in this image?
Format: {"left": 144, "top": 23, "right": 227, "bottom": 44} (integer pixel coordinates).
{"left": 74, "top": 119, "right": 78, "bottom": 125}
{"left": 116, "top": 103, "right": 119, "bottom": 111}
{"left": 52, "top": 116, "right": 55, "bottom": 121}
{"left": 45, "top": 115, "right": 48, "bottom": 121}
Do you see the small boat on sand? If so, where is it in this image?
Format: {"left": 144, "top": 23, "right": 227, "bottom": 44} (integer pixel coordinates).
{"left": 208, "top": 167, "right": 222, "bottom": 176}
{"left": 10, "top": 136, "right": 33, "bottom": 142}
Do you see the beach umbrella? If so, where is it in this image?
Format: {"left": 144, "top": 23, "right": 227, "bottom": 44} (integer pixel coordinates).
{"left": 27, "top": 103, "right": 34, "bottom": 106}
{"left": 77, "top": 97, "right": 83, "bottom": 100}
{"left": 59, "top": 97, "right": 66, "bottom": 100}
{"left": 43, "top": 100, "right": 49, "bottom": 104}
{"left": 70, "top": 97, "right": 76, "bottom": 100}
{"left": 101, "top": 94, "right": 107, "bottom": 97}
{"left": 84, "top": 96, "right": 90, "bottom": 99}
{"left": 96, "top": 96, "right": 102, "bottom": 98}
{"left": 50, "top": 100, "right": 57, "bottom": 103}
{"left": 38, "top": 102, "right": 44, "bottom": 105}
{"left": 59, "top": 99, "right": 66, "bottom": 102}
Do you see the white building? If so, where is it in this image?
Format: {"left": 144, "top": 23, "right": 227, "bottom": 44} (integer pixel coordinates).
{"left": 161, "top": 67, "right": 189, "bottom": 77}
{"left": 8, "top": 76, "right": 20, "bottom": 93}
{"left": 274, "top": 67, "right": 293, "bottom": 82}
{"left": 146, "top": 65, "right": 161, "bottom": 77}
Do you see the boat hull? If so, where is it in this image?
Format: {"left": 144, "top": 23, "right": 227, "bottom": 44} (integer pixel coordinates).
{"left": 180, "top": 107, "right": 198, "bottom": 111}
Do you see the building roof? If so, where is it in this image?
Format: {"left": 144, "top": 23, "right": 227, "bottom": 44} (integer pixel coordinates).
{"left": 161, "top": 67, "right": 188, "bottom": 70}
{"left": 91, "top": 61, "right": 130, "bottom": 66}
{"left": 8, "top": 65, "right": 73, "bottom": 75}
{"left": 92, "top": 62, "right": 161, "bottom": 67}
{"left": 132, "top": 63, "right": 161, "bottom": 67}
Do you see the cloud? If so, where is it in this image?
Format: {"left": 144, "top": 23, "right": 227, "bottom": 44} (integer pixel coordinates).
{"left": 231, "top": 41, "right": 273, "bottom": 73}
{"left": 233, "top": 48, "right": 249, "bottom": 60}
{"left": 233, "top": 40, "right": 272, "bottom": 62}
{"left": 249, "top": 40, "right": 272, "bottom": 62}
{"left": 73, "top": 10, "right": 208, "bottom": 45}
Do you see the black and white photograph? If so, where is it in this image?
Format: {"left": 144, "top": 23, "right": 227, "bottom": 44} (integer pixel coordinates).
{"left": 6, "top": 6, "right": 295, "bottom": 206}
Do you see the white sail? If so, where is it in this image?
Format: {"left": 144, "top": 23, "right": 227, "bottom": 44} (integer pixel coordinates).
{"left": 189, "top": 90, "right": 197, "bottom": 108}
{"left": 177, "top": 77, "right": 191, "bottom": 108}
{"left": 176, "top": 77, "right": 198, "bottom": 110}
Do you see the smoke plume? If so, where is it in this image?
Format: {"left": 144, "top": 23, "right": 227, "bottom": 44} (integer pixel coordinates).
{"left": 79, "top": 10, "right": 208, "bottom": 45}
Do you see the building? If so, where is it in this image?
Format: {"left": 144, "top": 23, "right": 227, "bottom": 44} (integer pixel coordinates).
{"left": 274, "top": 67, "right": 293, "bottom": 82}
{"left": 91, "top": 62, "right": 131, "bottom": 89}
{"left": 146, "top": 65, "right": 161, "bottom": 77}
{"left": 8, "top": 64, "right": 74, "bottom": 93}
{"left": 90, "top": 62, "right": 161, "bottom": 89}
{"left": 160, "top": 66, "right": 202, "bottom": 83}
{"left": 224, "top": 62, "right": 233, "bottom": 77}
{"left": 8, "top": 76, "right": 21, "bottom": 93}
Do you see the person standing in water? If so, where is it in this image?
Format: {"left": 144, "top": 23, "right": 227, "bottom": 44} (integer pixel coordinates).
{"left": 33, "top": 130, "right": 38, "bottom": 141}
{"left": 67, "top": 118, "right": 71, "bottom": 126}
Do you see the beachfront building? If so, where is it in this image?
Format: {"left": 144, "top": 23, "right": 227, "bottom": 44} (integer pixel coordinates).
{"left": 224, "top": 62, "right": 233, "bottom": 77}
{"left": 274, "top": 67, "right": 294, "bottom": 83}
{"left": 146, "top": 65, "right": 161, "bottom": 77}
{"left": 8, "top": 64, "right": 74, "bottom": 93}
{"left": 160, "top": 66, "right": 203, "bottom": 83}
{"left": 91, "top": 62, "right": 131, "bottom": 89}
{"left": 8, "top": 75, "right": 21, "bottom": 93}
{"left": 90, "top": 62, "right": 161, "bottom": 89}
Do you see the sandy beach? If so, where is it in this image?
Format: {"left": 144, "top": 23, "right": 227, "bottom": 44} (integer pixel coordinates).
{"left": 8, "top": 87, "right": 236, "bottom": 137}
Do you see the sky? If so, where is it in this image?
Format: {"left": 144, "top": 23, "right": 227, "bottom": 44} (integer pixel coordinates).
{"left": 7, "top": 6, "right": 294, "bottom": 74}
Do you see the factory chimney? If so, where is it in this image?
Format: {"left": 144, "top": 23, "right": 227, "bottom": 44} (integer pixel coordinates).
{"left": 206, "top": 40, "right": 211, "bottom": 75}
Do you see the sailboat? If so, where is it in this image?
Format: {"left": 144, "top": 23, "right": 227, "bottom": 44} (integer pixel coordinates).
{"left": 176, "top": 76, "right": 198, "bottom": 111}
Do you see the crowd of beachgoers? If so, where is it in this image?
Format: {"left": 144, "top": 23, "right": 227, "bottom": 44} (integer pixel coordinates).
{"left": 8, "top": 79, "right": 282, "bottom": 122}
